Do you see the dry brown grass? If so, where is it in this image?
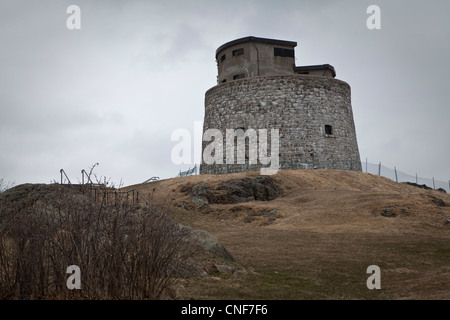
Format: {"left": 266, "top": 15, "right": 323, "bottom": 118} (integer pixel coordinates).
{"left": 123, "top": 169, "right": 450, "bottom": 299}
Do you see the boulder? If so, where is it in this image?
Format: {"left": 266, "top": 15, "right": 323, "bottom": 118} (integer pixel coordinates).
{"left": 186, "top": 175, "right": 280, "bottom": 205}
{"left": 189, "top": 183, "right": 214, "bottom": 202}
{"left": 381, "top": 208, "right": 396, "bottom": 217}
{"left": 432, "top": 198, "right": 446, "bottom": 207}
{"left": 179, "top": 224, "right": 235, "bottom": 261}
{"left": 217, "top": 178, "right": 254, "bottom": 203}
{"left": 251, "top": 175, "right": 280, "bottom": 201}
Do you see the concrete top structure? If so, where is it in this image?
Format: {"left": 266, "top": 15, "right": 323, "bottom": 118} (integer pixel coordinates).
{"left": 215, "top": 36, "right": 336, "bottom": 84}
{"left": 294, "top": 64, "right": 336, "bottom": 78}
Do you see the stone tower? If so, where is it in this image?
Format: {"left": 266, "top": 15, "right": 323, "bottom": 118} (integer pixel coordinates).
{"left": 200, "top": 36, "right": 362, "bottom": 174}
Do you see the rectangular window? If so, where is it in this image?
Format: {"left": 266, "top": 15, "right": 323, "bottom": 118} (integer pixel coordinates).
{"left": 232, "top": 48, "right": 244, "bottom": 56}
{"left": 325, "top": 125, "right": 333, "bottom": 135}
{"left": 274, "top": 47, "right": 295, "bottom": 58}
{"left": 220, "top": 54, "right": 226, "bottom": 62}
{"left": 233, "top": 74, "right": 245, "bottom": 80}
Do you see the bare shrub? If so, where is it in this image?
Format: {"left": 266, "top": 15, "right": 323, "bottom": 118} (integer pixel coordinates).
{"left": 0, "top": 182, "right": 196, "bottom": 299}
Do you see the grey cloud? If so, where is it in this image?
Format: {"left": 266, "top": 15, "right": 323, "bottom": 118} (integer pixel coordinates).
{"left": 0, "top": 0, "right": 449, "bottom": 186}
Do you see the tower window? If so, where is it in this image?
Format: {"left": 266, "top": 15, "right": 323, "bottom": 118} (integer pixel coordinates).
{"left": 232, "top": 48, "right": 244, "bottom": 56}
{"left": 325, "top": 125, "right": 333, "bottom": 135}
{"left": 233, "top": 74, "right": 245, "bottom": 80}
{"left": 220, "top": 54, "right": 226, "bottom": 62}
{"left": 274, "top": 47, "right": 295, "bottom": 58}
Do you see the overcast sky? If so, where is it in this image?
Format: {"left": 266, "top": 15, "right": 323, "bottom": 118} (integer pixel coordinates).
{"left": 0, "top": 0, "right": 449, "bottom": 187}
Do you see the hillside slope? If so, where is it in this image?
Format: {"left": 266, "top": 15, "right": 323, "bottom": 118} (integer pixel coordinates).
{"left": 124, "top": 169, "right": 450, "bottom": 299}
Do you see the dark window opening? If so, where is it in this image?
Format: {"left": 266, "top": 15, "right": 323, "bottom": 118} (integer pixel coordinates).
{"left": 325, "top": 125, "right": 333, "bottom": 135}
{"left": 233, "top": 74, "right": 245, "bottom": 80}
{"left": 220, "top": 54, "right": 226, "bottom": 62}
{"left": 298, "top": 71, "right": 310, "bottom": 75}
{"left": 274, "top": 47, "right": 295, "bottom": 58}
{"left": 232, "top": 48, "right": 244, "bottom": 56}
{"left": 221, "top": 79, "right": 227, "bottom": 83}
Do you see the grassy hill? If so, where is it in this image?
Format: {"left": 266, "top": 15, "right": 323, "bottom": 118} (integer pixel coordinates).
{"left": 123, "top": 169, "right": 450, "bottom": 299}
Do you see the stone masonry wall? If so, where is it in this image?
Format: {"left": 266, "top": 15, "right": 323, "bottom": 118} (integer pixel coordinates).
{"left": 200, "top": 74, "right": 362, "bottom": 174}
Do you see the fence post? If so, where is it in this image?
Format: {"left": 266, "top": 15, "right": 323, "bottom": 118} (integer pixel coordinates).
{"left": 416, "top": 173, "right": 418, "bottom": 184}
{"left": 433, "top": 177, "right": 435, "bottom": 189}
{"left": 394, "top": 166, "right": 398, "bottom": 183}
{"left": 378, "top": 162, "right": 381, "bottom": 176}
{"left": 365, "top": 158, "right": 368, "bottom": 173}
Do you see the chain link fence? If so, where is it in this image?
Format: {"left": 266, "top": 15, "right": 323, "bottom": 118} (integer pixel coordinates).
{"left": 185, "top": 160, "right": 449, "bottom": 193}
{"left": 362, "top": 160, "right": 449, "bottom": 193}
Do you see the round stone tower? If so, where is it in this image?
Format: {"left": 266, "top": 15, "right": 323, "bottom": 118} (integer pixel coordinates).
{"left": 200, "top": 36, "right": 362, "bottom": 174}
